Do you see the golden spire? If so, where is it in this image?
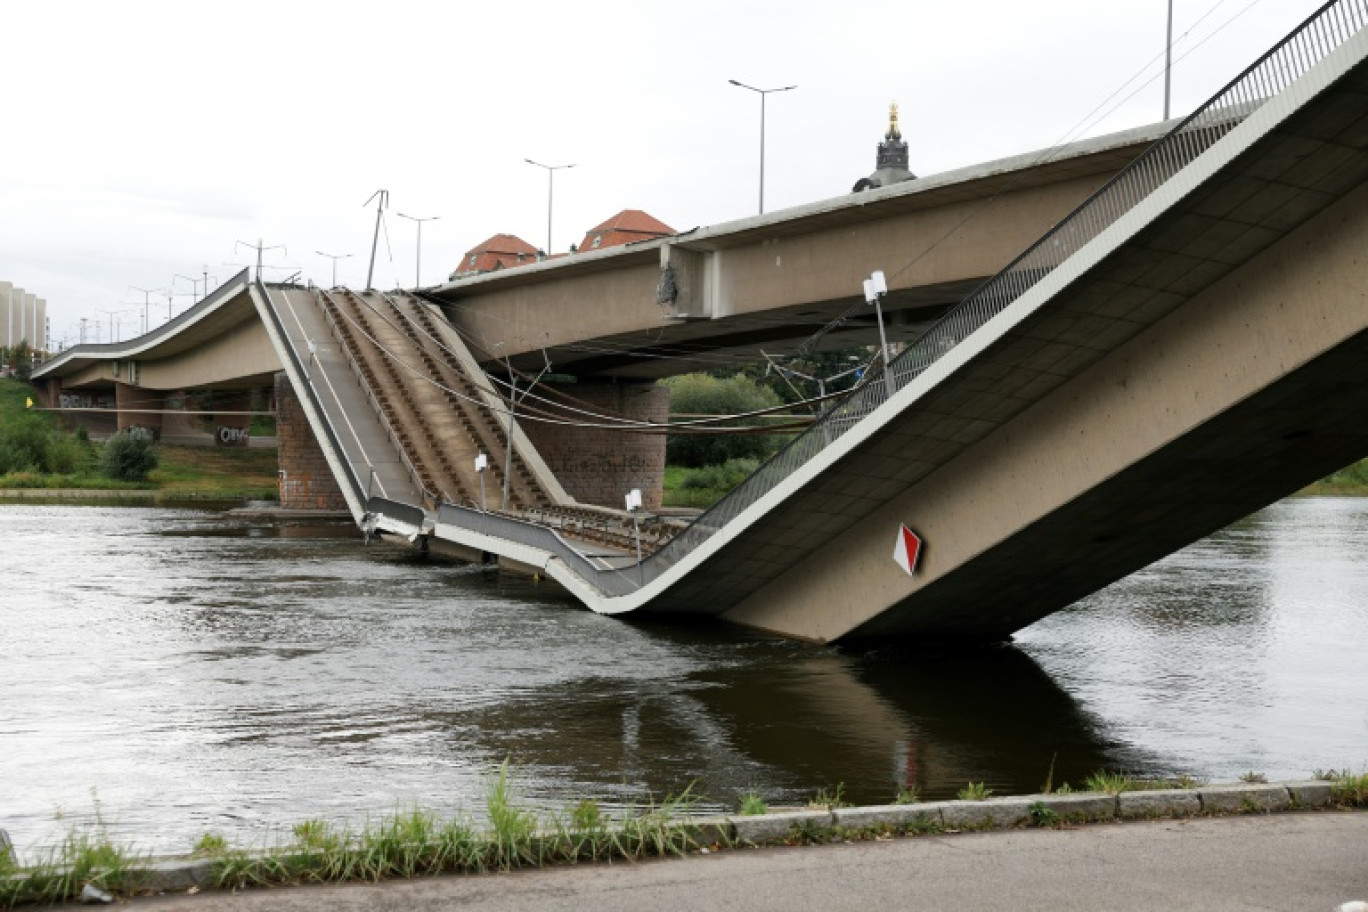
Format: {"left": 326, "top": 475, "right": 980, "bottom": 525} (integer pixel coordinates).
{"left": 887, "top": 102, "right": 902, "bottom": 141}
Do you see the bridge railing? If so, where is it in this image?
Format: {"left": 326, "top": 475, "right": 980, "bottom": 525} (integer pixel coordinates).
{"left": 254, "top": 280, "right": 369, "bottom": 508}
{"left": 644, "top": 0, "right": 1368, "bottom": 579}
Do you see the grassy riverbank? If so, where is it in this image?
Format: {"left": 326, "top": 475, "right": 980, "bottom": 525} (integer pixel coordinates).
{"left": 1, "top": 768, "right": 1363, "bottom": 907}
{"left": 0, "top": 446, "right": 280, "bottom": 503}
{"left": 0, "top": 378, "right": 279, "bottom": 502}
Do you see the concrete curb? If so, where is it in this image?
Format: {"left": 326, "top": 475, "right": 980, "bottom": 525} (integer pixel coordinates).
{"left": 6, "top": 780, "right": 1356, "bottom": 898}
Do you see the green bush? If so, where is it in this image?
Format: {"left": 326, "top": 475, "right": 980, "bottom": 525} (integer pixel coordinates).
{"left": 663, "top": 373, "right": 785, "bottom": 468}
{"left": 678, "top": 458, "right": 759, "bottom": 491}
{"left": 0, "top": 413, "right": 80, "bottom": 475}
{"left": 100, "top": 429, "right": 158, "bottom": 481}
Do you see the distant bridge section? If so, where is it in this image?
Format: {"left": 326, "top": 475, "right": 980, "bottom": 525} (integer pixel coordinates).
{"left": 426, "top": 124, "right": 1177, "bottom": 382}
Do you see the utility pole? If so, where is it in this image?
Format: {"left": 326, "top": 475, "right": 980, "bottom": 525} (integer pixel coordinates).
{"left": 364, "top": 190, "right": 388, "bottom": 291}
{"left": 235, "top": 239, "right": 286, "bottom": 281}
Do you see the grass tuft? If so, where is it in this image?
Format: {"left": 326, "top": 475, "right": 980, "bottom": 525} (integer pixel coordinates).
{"left": 956, "top": 782, "right": 992, "bottom": 801}
{"left": 738, "top": 792, "right": 768, "bottom": 816}
{"left": 1331, "top": 771, "right": 1368, "bottom": 806}
{"left": 808, "top": 783, "right": 847, "bottom": 810}
{"left": 1082, "top": 770, "right": 1135, "bottom": 795}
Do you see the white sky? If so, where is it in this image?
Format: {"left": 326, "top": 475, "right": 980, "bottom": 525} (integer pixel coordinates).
{"left": 1, "top": 0, "right": 1327, "bottom": 346}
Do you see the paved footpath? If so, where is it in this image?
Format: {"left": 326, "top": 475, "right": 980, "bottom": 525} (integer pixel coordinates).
{"left": 119, "top": 811, "right": 1368, "bottom": 912}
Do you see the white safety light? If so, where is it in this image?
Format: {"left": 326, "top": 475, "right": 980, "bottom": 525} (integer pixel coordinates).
{"left": 625, "top": 489, "right": 643, "bottom": 512}
{"left": 475, "top": 453, "right": 489, "bottom": 512}
{"left": 863, "top": 270, "right": 896, "bottom": 398}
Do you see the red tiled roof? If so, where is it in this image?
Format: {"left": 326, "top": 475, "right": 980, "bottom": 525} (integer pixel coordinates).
{"left": 577, "top": 209, "right": 675, "bottom": 253}
{"left": 454, "top": 234, "right": 541, "bottom": 276}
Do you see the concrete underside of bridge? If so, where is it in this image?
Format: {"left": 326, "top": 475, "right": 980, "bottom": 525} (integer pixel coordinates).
{"left": 706, "top": 104, "right": 1368, "bottom": 643}
{"left": 725, "top": 204, "right": 1368, "bottom": 640}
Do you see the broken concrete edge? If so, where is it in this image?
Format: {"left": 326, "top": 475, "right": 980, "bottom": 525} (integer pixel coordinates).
{"left": 2, "top": 780, "right": 1356, "bottom": 896}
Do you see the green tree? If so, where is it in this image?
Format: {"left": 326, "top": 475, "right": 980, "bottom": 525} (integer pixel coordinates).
{"left": 663, "top": 373, "right": 786, "bottom": 468}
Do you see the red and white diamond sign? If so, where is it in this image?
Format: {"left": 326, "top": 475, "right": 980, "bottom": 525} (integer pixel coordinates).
{"left": 893, "top": 524, "right": 923, "bottom": 576}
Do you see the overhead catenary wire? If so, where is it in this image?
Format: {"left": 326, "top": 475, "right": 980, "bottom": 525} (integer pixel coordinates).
{"left": 327, "top": 287, "right": 842, "bottom": 433}
{"left": 380, "top": 287, "right": 857, "bottom": 430}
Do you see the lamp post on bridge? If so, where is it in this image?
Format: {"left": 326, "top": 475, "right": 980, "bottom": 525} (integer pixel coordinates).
{"left": 525, "top": 159, "right": 574, "bottom": 256}
{"left": 396, "top": 213, "right": 439, "bottom": 288}
{"left": 728, "top": 79, "right": 796, "bottom": 215}
{"left": 315, "top": 251, "right": 352, "bottom": 288}
{"left": 128, "top": 286, "right": 165, "bottom": 336}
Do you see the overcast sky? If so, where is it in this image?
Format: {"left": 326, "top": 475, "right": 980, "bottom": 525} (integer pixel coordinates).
{"left": 2, "top": 0, "right": 1326, "bottom": 346}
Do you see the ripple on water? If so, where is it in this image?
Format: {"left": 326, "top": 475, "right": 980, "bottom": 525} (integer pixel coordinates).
{"left": 2, "top": 500, "right": 1367, "bottom": 854}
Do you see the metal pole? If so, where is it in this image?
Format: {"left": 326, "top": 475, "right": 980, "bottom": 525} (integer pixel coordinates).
{"left": 525, "top": 161, "right": 574, "bottom": 255}
{"left": 632, "top": 512, "right": 643, "bottom": 583}
{"left": 728, "top": 81, "right": 795, "bottom": 215}
{"left": 364, "top": 190, "right": 387, "bottom": 291}
{"left": 759, "top": 91, "right": 766, "bottom": 214}
{"left": 873, "top": 295, "right": 895, "bottom": 399}
{"left": 397, "top": 214, "right": 439, "bottom": 288}
{"left": 1164, "top": 0, "right": 1174, "bottom": 119}
{"left": 503, "top": 358, "right": 516, "bottom": 510}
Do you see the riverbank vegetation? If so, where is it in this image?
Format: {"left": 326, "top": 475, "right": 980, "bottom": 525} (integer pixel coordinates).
{"left": 0, "top": 378, "right": 279, "bottom": 501}
{"left": 1300, "top": 457, "right": 1368, "bottom": 495}
{"left": 2, "top": 768, "right": 1364, "bottom": 907}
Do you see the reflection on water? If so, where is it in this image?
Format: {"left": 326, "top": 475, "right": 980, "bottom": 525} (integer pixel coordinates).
{"left": 1, "top": 499, "right": 1365, "bottom": 854}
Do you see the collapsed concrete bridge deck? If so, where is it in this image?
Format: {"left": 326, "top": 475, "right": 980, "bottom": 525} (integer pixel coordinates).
{"left": 33, "top": 0, "right": 1368, "bottom": 643}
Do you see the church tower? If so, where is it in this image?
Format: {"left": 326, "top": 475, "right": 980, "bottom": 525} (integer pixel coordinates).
{"left": 853, "top": 103, "right": 916, "bottom": 192}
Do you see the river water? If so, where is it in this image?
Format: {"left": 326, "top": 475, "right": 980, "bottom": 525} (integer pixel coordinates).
{"left": 2, "top": 498, "right": 1366, "bottom": 855}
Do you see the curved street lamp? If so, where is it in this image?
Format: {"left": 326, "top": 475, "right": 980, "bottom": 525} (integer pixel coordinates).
{"left": 728, "top": 79, "right": 796, "bottom": 214}
{"left": 525, "top": 159, "right": 574, "bottom": 255}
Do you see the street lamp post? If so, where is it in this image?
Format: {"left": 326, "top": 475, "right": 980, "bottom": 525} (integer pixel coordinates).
{"left": 128, "top": 287, "right": 164, "bottom": 336}
{"left": 728, "top": 79, "right": 796, "bottom": 214}
{"left": 1164, "top": 0, "right": 1174, "bottom": 119}
{"left": 315, "top": 251, "right": 352, "bottom": 288}
{"left": 525, "top": 159, "right": 574, "bottom": 255}
{"left": 396, "top": 213, "right": 439, "bottom": 288}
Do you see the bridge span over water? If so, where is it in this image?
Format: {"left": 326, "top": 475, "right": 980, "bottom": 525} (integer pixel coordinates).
{"left": 36, "top": 0, "right": 1368, "bottom": 643}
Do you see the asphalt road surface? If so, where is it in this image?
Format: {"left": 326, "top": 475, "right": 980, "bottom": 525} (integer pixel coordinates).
{"left": 126, "top": 811, "right": 1368, "bottom": 912}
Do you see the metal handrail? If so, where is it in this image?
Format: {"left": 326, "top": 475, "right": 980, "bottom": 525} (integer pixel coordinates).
{"left": 254, "top": 280, "right": 368, "bottom": 505}
{"left": 271, "top": 286, "right": 388, "bottom": 501}
{"left": 640, "top": 0, "right": 1368, "bottom": 581}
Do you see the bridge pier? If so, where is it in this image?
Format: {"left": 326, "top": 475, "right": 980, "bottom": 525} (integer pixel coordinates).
{"left": 275, "top": 373, "right": 348, "bottom": 510}
{"left": 114, "top": 382, "right": 164, "bottom": 441}
{"left": 520, "top": 381, "right": 668, "bottom": 510}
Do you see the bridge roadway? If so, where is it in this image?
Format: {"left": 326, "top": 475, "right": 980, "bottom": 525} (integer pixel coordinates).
{"left": 330, "top": 0, "right": 1368, "bottom": 643}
